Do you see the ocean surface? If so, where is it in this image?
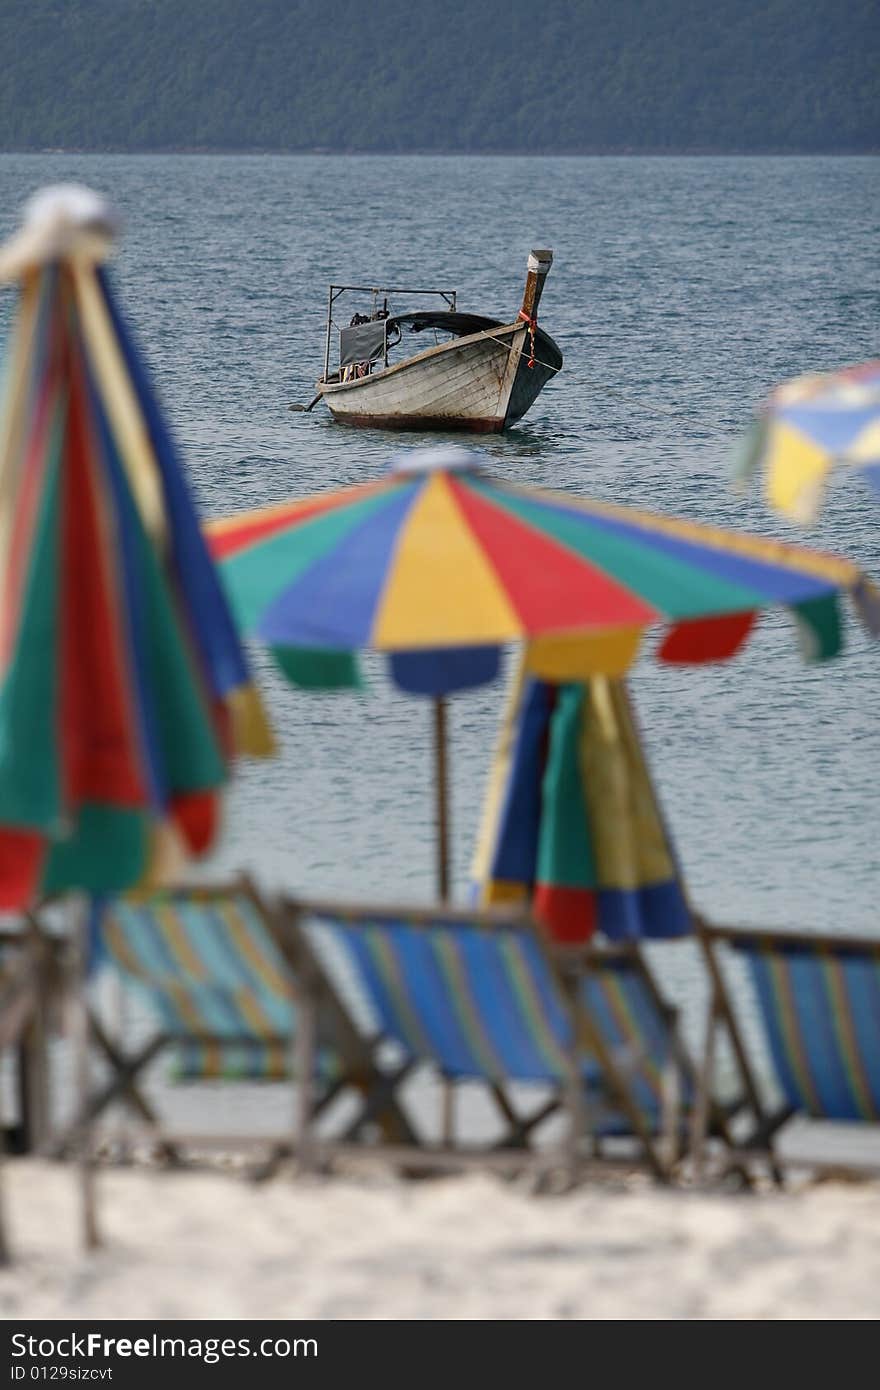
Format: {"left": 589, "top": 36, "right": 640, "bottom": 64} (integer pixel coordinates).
{"left": 1, "top": 154, "right": 878, "bottom": 1138}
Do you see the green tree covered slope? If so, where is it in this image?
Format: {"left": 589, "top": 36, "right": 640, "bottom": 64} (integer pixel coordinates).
{"left": 0, "top": 0, "right": 876, "bottom": 152}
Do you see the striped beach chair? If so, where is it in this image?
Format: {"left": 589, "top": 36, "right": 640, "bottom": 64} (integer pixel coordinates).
{"left": 59, "top": 881, "right": 417, "bottom": 1157}
{"left": 696, "top": 923, "right": 880, "bottom": 1178}
{"left": 577, "top": 948, "right": 696, "bottom": 1141}
{"left": 103, "top": 883, "right": 298, "bottom": 1082}
{"left": 288, "top": 899, "right": 698, "bottom": 1179}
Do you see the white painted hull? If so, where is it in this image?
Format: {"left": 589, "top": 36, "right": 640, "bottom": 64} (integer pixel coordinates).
{"left": 318, "top": 322, "right": 559, "bottom": 432}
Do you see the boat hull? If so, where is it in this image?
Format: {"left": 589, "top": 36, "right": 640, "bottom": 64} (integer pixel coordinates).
{"left": 331, "top": 412, "right": 505, "bottom": 432}
{"left": 318, "top": 322, "right": 561, "bottom": 432}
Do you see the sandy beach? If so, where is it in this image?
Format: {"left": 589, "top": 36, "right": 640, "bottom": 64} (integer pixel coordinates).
{"left": 2, "top": 1160, "right": 880, "bottom": 1320}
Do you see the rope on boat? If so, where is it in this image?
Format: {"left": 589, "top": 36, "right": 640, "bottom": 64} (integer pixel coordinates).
{"left": 480, "top": 329, "right": 561, "bottom": 376}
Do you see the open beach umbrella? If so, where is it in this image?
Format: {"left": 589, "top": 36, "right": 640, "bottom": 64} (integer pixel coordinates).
{"left": 0, "top": 184, "right": 272, "bottom": 907}
{"left": 208, "top": 445, "right": 880, "bottom": 898}
{"left": 738, "top": 360, "right": 880, "bottom": 524}
{"left": 472, "top": 671, "right": 690, "bottom": 944}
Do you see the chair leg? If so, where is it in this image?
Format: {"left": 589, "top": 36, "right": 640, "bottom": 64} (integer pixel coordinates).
{"left": 51, "top": 1034, "right": 168, "bottom": 1158}
{"left": 575, "top": 1004, "right": 671, "bottom": 1182}
{"left": 489, "top": 1086, "right": 559, "bottom": 1150}
{"left": 440, "top": 1078, "right": 455, "bottom": 1146}
{"left": 731, "top": 1104, "right": 795, "bottom": 1187}
{"left": 311, "top": 1078, "right": 345, "bottom": 1119}
{"left": 660, "top": 1052, "right": 681, "bottom": 1172}
{"left": 690, "top": 994, "right": 719, "bottom": 1180}
{"left": 340, "top": 1061, "right": 417, "bottom": 1143}
{"left": 293, "top": 977, "right": 318, "bottom": 1172}
{"left": 69, "top": 902, "right": 99, "bottom": 1252}
{"left": 18, "top": 1008, "right": 50, "bottom": 1154}
{"left": 87, "top": 1013, "right": 165, "bottom": 1129}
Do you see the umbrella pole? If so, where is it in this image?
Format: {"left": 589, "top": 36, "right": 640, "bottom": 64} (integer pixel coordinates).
{"left": 434, "top": 696, "right": 450, "bottom": 902}
{"left": 70, "top": 898, "right": 99, "bottom": 1251}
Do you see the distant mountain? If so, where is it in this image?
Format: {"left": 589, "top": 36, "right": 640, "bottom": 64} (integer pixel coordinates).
{"left": 0, "top": 0, "right": 876, "bottom": 153}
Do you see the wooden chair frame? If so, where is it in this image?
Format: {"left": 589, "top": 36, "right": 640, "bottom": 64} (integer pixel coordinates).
{"left": 281, "top": 895, "right": 716, "bottom": 1183}
{"left": 563, "top": 938, "right": 742, "bottom": 1171}
{"left": 54, "top": 876, "right": 418, "bottom": 1166}
{"left": 689, "top": 919, "right": 880, "bottom": 1183}
{"left": 0, "top": 921, "right": 63, "bottom": 1262}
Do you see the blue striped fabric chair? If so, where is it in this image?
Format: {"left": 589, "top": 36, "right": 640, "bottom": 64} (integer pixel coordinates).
{"left": 292, "top": 900, "right": 696, "bottom": 1178}
{"left": 59, "top": 881, "right": 417, "bottom": 1156}
{"left": 579, "top": 952, "right": 695, "bottom": 1137}
{"left": 698, "top": 923, "right": 880, "bottom": 1176}
{"left": 103, "top": 883, "right": 300, "bottom": 1081}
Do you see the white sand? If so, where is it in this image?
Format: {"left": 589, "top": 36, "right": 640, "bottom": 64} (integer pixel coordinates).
{"left": 2, "top": 1159, "right": 880, "bottom": 1319}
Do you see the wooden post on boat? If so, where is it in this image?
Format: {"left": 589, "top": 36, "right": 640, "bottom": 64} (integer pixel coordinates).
{"left": 493, "top": 250, "right": 556, "bottom": 426}
{"left": 516, "top": 250, "right": 553, "bottom": 370}
{"left": 520, "top": 249, "right": 554, "bottom": 325}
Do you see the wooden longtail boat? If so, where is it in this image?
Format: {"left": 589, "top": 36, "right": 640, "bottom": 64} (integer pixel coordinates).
{"left": 314, "top": 250, "right": 562, "bottom": 432}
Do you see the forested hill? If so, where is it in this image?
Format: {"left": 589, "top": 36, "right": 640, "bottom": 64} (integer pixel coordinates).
{"left": 0, "top": 0, "right": 877, "bottom": 153}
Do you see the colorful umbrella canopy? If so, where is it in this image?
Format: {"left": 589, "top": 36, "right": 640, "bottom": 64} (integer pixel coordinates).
{"left": 209, "top": 444, "right": 879, "bottom": 901}
{"left": 0, "top": 186, "right": 272, "bottom": 909}
{"left": 738, "top": 360, "right": 880, "bottom": 524}
{"left": 473, "top": 671, "right": 690, "bottom": 944}
{"left": 209, "top": 445, "right": 880, "bottom": 677}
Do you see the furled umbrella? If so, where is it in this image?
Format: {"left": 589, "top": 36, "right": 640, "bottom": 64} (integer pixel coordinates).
{"left": 0, "top": 185, "right": 271, "bottom": 906}
{"left": 0, "top": 185, "right": 272, "bottom": 1247}
{"left": 472, "top": 671, "right": 690, "bottom": 945}
{"left": 737, "top": 360, "right": 880, "bottom": 524}
{"left": 208, "top": 445, "right": 880, "bottom": 899}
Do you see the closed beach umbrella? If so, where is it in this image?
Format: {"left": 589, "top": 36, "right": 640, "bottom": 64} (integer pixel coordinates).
{"left": 0, "top": 185, "right": 272, "bottom": 1251}
{"left": 209, "top": 445, "right": 879, "bottom": 897}
{"left": 738, "top": 360, "right": 880, "bottom": 524}
{"left": 0, "top": 186, "right": 272, "bottom": 909}
{"left": 473, "top": 673, "right": 690, "bottom": 944}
